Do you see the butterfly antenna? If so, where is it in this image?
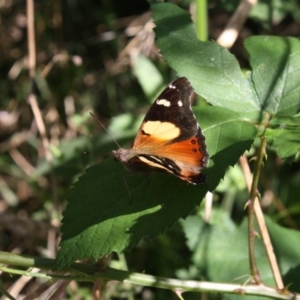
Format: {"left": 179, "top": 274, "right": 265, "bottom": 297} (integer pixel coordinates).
{"left": 90, "top": 112, "right": 122, "bottom": 149}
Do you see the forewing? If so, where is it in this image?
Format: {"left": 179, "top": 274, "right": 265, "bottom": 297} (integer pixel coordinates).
{"left": 132, "top": 77, "right": 198, "bottom": 150}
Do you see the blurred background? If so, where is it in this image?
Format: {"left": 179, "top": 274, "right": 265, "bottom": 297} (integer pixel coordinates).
{"left": 1, "top": 0, "right": 300, "bottom": 299}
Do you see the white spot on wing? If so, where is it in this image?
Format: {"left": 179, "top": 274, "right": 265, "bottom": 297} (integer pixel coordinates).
{"left": 149, "top": 156, "right": 163, "bottom": 163}
{"left": 178, "top": 100, "right": 183, "bottom": 107}
{"left": 139, "top": 156, "right": 170, "bottom": 172}
{"left": 169, "top": 84, "right": 176, "bottom": 89}
{"left": 156, "top": 99, "right": 171, "bottom": 107}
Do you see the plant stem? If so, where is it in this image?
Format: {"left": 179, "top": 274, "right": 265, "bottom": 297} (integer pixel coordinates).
{"left": 195, "top": 0, "right": 208, "bottom": 41}
{"left": 253, "top": 196, "right": 284, "bottom": 288}
{"left": 0, "top": 251, "right": 96, "bottom": 274}
{"left": 240, "top": 155, "right": 284, "bottom": 289}
{"left": 248, "top": 136, "right": 267, "bottom": 284}
{"left": 0, "top": 251, "right": 296, "bottom": 299}
{"left": 0, "top": 279, "right": 16, "bottom": 300}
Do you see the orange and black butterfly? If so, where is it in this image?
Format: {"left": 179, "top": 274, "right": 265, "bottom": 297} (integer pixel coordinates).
{"left": 113, "top": 77, "right": 209, "bottom": 184}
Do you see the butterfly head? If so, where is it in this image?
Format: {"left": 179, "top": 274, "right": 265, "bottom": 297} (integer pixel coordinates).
{"left": 113, "top": 148, "right": 132, "bottom": 164}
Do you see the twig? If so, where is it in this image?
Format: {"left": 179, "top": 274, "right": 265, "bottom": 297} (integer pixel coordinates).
{"left": 26, "top": 0, "right": 52, "bottom": 162}
{"left": 217, "top": 0, "right": 258, "bottom": 48}
{"left": 247, "top": 137, "right": 267, "bottom": 284}
{"left": 48, "top": 280, "right": 72, "bottom": 300}
{"left": 21, "top": 281, "right": 56, "bottom": 300}
{"left": 26, "top": 0, "right": 35, "bottom": 79}
{"left": 204, "top": 192, "right": 213, "bottom": 223}
{"left": 0, "top": 282, "right": 16, "bottom": 300}
{"left": 9, "top": 148, "right": 35, "bottom": 176}
{"left": 240, "top": 155, "right": 284, "bottom": 289}
{"left": 41, "top": 53, "right": 69, "bottom": 78}
{"left": 273, "top": 196, "right": 299, "bottom": 229}
{"left": 0, "top": 131, "right": 33, "bottom": 153}
{"left": 92, "top": 280, "right": 103, "bottom": 300}
{"left": 4, "top": 267, "right": 39, "bottom": 300}
{"left": 0, "top": 263, "right": 297, "bottom": 299}
{"left": 26, "top": 0, "right": 59, "bottom": 224}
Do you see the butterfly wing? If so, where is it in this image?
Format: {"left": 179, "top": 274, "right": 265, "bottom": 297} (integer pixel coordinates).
{"left": 113, "top": 77, "right": 209, "bottom": 184}
{"left": 132, "top": 77, "right": 198, "bottom": 149}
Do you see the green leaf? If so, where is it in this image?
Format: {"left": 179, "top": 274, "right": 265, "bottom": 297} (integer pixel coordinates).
{"left": 268, "top": 218, "right": 300, "bottom": 291}
{"left": 56, "top": 106, "right": 257, "bottom": 268}
{"left": 265, "top": 114, "right": 300, "bottom": 161}
{"left": 245, "top": 36, "right": 300, "bottom": 116}
{"left": 182, "top": 212, "right": 300, "bottom": 298}
{"left": 197, "top": 107, "right": 257, "bottom": 190}
{"left": 133, "top": 55, "right": 164, "bottom": 99}
{"left": 249, "top": 0, "right": 296, "bottom": 27}
{"left": 150, "top": 2, "right": 260, "bottom": 115}
{"left": 151, "top": 2, "right": 300, "bottom": 120}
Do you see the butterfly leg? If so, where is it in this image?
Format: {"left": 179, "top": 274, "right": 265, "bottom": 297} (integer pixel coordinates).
{"left": 144, "top": 176, "right": 165, "bottom": 207}
{"left": 123, "top": 174, "right": 134, "bottom": 204}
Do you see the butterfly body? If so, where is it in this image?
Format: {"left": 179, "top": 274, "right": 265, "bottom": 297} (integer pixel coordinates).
{"left": 113, "top": 77, "right": 209, "bottom": 184}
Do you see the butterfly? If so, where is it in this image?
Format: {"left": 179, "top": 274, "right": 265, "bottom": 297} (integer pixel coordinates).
{"left": 113, "top": 77, "right": 209, "bottom": 184}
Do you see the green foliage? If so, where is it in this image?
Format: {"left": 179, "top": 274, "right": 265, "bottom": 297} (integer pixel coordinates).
{"left": 182, "top": 212, "right": 300, "bottom": 298}
{"left": 133, "top": 56, "right": 164, "bottom": 99}
{"left": 2, "top": 0, "right": 300, "bottom": 298}
{"left": 151, "top": 2, "right": 260, "bottom": 116}
{"left": 213, "top": 0, "right": 300, "bottom": 28}
{"left": 266, "top": 114, "right": 300, "bottom": 160}
{"left": 56, "top": 4, "right": 300, "bottom": 285}
{"left": 245, "top": 36, "right": 300, "bottom": 116}
{"left": 56, "top": 106, "right": 256, "bottom": 267}
{"left": 249, "top": 0, "right": 300, "bottom": 26}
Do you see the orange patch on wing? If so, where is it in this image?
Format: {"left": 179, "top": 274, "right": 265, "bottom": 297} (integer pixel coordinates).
{"left": 134, "top": 134, "right": 206, "bottom": 169}
{"left": 157, "top": 137, "right": 205, "bottom": 167}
